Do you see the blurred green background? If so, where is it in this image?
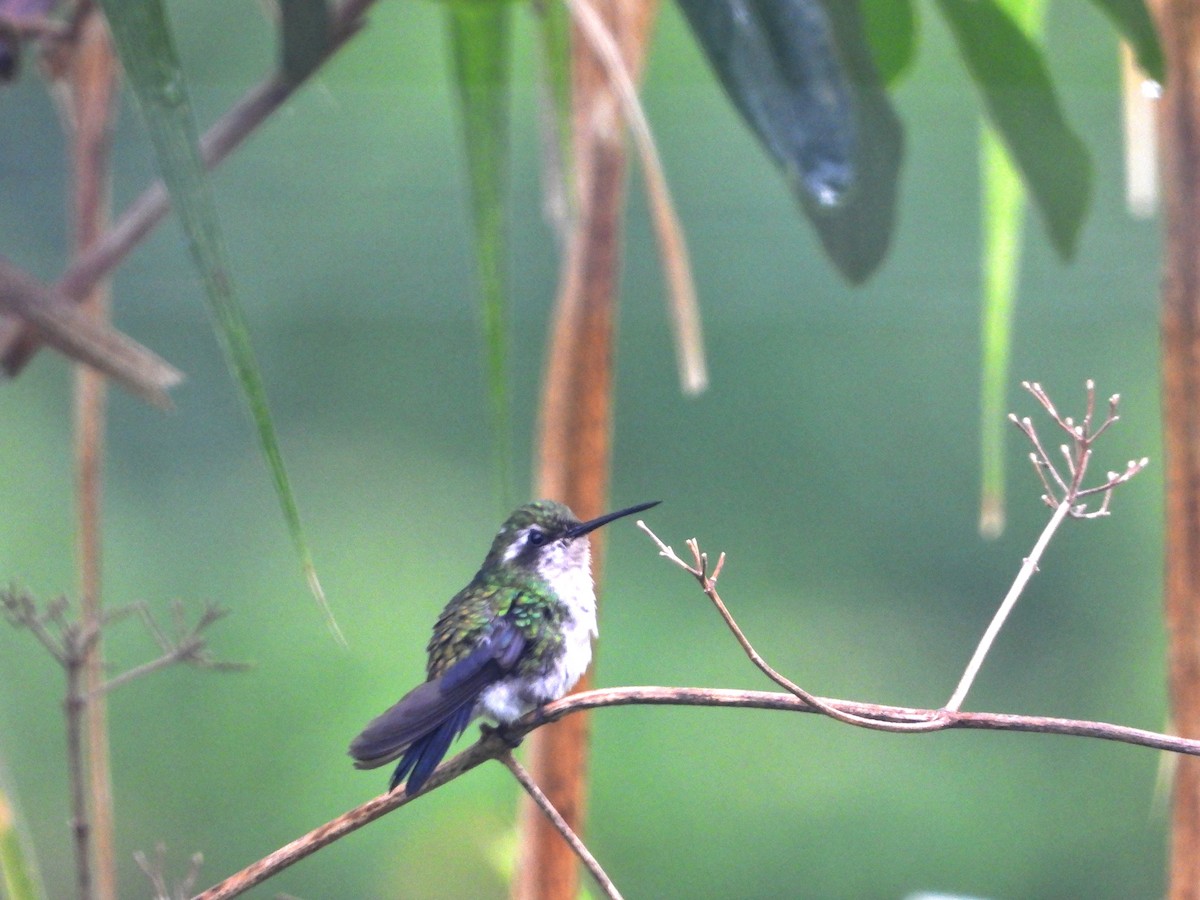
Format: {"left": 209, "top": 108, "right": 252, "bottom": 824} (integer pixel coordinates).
{"left": 0, "top": 1, "right": 1166, "bottom": 897}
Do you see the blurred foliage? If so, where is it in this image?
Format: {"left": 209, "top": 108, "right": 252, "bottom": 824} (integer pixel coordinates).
{"left": 0, "top": 1, "right": 1166, "bottom": 898}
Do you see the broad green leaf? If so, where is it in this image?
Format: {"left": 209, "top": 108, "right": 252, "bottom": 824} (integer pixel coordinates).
{"left": 96, "top": 0, "right": 342, "bottom": 642}
{"left": 861, "top": 0, "right": 916, "bottom": 85}
{"left": 447, "top": 1, "right": 514, "bottom": 508}
{"left": 0, "top": 788, "right": 42, "bottom": 900}
{"left": 280, "top": 0, "right": 331, "bottom": 83}
{"left": 936, "top": 0, "right": 1091, "bottom": 260}
{"left": 1087, "top": 0, "right": 1163, "bottom": 84}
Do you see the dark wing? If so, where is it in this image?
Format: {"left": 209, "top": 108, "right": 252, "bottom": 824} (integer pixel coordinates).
{"left": 348, "top": 614, "right": 526, "bottom": 794}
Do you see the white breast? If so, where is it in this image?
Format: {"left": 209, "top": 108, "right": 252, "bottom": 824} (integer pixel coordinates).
{"left": 478, "top": 537, "right": 598, "bottom": 723}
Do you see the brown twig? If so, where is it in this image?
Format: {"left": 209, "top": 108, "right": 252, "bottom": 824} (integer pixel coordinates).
{"left": 637, "top": 521, "right": 948, "bottom": 733}
{"left": 192, "top": 682, "right": 1200, "bottom": 900}
{"left": 0, "top": 257, "right": 181, "bottom": 406}
{"left": 500, "top": 751, "right": 623, "bottom": 900}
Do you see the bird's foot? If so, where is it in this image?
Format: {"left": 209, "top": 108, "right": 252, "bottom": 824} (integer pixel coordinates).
{"left": 480, "top": 721, "right": 523, "bottom": 749}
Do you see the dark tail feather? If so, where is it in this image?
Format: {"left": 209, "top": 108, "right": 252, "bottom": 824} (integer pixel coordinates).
{"left": 390, "top": 701, "right": 476, "bottom": 794}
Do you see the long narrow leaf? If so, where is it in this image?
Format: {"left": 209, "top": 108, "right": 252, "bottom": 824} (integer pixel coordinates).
{"left": 936, "top": 0, "right": 1091, "bottom": 260}
{"left": 447, "top": 0, "right": 514, "bottom": 510}
{"left": 978, "top": 0, "right": 1046, "bottom": 538}
{"left": 534, "top": 0, "right": 575, "bottom": 237}
{"left": 96, "top": 0, "right": 342, "bottom": 642}
{"left": 978, "top": 126, "right": 1024, "bottom": 538}
{"left": 809, "top": 0, "right": 903, "bottom": 283}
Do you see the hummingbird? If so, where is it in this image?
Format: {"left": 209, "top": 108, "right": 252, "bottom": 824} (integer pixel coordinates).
{"left": 349, "top": 498, "right": 660, "bottom": 795}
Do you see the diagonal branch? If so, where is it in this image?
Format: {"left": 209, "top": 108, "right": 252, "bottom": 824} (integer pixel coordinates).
{"left": 500, "top": 751, "right": 622, "bottom": 900}
{"left": 638, "top": 521, "right": 947, "bottom": 732}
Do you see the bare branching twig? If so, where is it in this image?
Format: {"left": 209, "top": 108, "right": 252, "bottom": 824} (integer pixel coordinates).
{"left": 637, "top": 522, "right": 948, "bottom": 733}
{"left": 945, "top": 381, "right": 1148, "bottom": 711}
{"left": 3, "top": 587, "right": 241, "bottom": 900}
{"left": 134, "top": 843, "right": 204, "bottom": 900}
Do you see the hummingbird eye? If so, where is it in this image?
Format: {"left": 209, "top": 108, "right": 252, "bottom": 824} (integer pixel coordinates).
{"left": 527, "top": 528, "right": 547, "bottom": 547}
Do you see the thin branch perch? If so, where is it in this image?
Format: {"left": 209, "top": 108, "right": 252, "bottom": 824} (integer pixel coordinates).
{"left": 193, "top": 683, "right": 1200, "bottom": 899}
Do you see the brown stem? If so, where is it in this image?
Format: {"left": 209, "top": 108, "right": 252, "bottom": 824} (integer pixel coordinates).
{"left": 64, "top": 632, "right": 91, "bottom": 900}
{"left": 522, "top": 3, "right": 658, "bottom": 896}
{"left": 64, "top": 10, "right": 120, "bottom": 899}
{"left": 1158, "top": 2, "right": 1200, "bottom": 896}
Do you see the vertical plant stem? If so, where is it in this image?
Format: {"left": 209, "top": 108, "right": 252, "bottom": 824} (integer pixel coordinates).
{"left": 1158, "top": 2, "right": 1200, "bottom": 897}
{"left": 65, "top": 646, "right": 91, "bottom": 900}
{"left": 64, "top": 11, "right": 120, "bottom": 900}
{"left": 520, "top": 3, "right": 657, "bottom": 897}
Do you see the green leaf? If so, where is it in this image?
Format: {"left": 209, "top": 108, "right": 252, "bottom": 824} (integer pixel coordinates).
{"left": 447, "top": 0, "right": 514, "bottom": 508}
{"left": 807, "top": 0, "right": 904, "bottom": 283}
{"left": 678, "top": 0, "right": 903, "bottom": 282}
{"left": 861, "top": 0, "right": 916, "bottom": 85}
{"left": 678, "top": 0, "right": 857, "bottom": 209}
{"left": 978, "top": 125, "right": 1025, "bottom": 538}
{"left": 279, "top": 0, "right": 331, "bottom": 83}
{"left": 534, "top": 0, "right": 574, "bottom": 227}
{"left": 936, "top": 0, "right": 1092, "bottom": 260}
{"left": 977, "top": 0, "right": 1045, "bottom": 538}
{"left": 1087, "top": 0, "right": 1163, "bottom": 84}
{"left": 96, "top": 0, "right": 342, "bottom": 642}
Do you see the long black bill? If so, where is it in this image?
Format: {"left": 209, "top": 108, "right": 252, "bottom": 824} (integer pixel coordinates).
{"left": 567, "top": 500, "right": 661, "bottom": 539}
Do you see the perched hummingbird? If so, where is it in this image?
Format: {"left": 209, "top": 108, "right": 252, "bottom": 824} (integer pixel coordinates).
{"left": 349, "top": 498, "right": 660, "bottom": 795}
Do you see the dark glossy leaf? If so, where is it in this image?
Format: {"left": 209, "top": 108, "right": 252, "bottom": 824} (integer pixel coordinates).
{"left": 1087, "top": 0, "right": 1163, "bottom": 83}
{"left": 861, "top": 0, "right": 916, "bottom": 85}
{"left": 280, "top": 0, "right": 330, "bottom": 83}
{"left": 96, "top": 0, "right": 342, "bottom": 640}
{"left": 808, "top": 0, "right": 904, "bottom": 283}
{"left": 678, "top": 0, "right": 856, "bottom": 209}
{"left": 936, "top": 0, "right": 1091, "bottom": 260}
{"left": 447, "top": 0, "right": 514, "bottom": 506}
{"left": 679, "top": 0, "right": 902, "bottom": 282}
